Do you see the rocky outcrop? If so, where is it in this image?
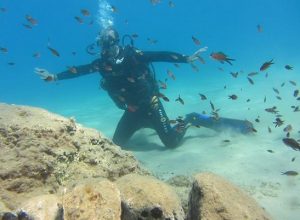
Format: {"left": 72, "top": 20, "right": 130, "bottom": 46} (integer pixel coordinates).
{"left": 0, "top": 103, "right": 147, "bottom": 210}
{"left": 19, "top": 194, "right": 62, "bottom": 220}
{"left": 0, "top": 103, "right": 273, "bottom": 220}
{"left": 116, "top": 174, "right": 185, "bottom": 220}
{"left": 187, "top": 172, "right": 272, "bottom": 220}
{"left": 63, "top": 179, "right": 121, "bottom": 220}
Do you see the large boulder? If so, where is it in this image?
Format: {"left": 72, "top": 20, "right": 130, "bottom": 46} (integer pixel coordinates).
{"left": 18, "top": 194, "right": 62, "bottom": 220}
{"left": 63, "top": 179, "right": 121, "bottom": 220}
{"left": 116, "top": 174, "right": 185, "bottom": 220}
{"left": 0, "top": 103, "right": 147, "bottom": 209}
{"left": 187, "top": 172, "right": 272, "bottom": 220}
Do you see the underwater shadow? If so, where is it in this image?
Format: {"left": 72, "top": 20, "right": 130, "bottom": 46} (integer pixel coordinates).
{"left": 122, "top": 132, "right": 218, "bottom": 152}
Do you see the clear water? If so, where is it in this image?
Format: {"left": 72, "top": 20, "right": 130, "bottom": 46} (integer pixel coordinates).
{"left": 1, "top": 0, "right": 300, "bottom": 219}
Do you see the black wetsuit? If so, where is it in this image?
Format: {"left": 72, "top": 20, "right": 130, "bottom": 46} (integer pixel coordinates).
{"left": 55, "top": 46, "right": 190, "bottom": 148}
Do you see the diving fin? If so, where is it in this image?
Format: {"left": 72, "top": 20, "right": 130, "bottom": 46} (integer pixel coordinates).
{"left": 185, "top": 112, "right": 255, "bottom": 134}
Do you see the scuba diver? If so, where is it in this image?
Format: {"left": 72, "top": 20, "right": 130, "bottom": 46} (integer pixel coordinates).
{"left": 35, "top": 27, "right": 254, "bottom": 148}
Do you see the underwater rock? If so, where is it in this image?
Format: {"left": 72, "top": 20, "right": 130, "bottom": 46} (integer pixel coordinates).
{"left": 116, "top": 174, "right": 185, "bottom": 220}
{"left": 63, "top": 179, "right": 121, "bottom": 220}
{"left": 0, "top": 103, "right": 148, "bottom": 209}
{"left": 187, "top": 172, "right": 272, "bottom": 220}
{"left": 18, "top": 194, "right": 61, "bottom": 220}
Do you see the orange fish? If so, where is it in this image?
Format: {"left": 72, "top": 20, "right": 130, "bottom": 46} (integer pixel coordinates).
{"left": 167, "top": 69, "right": 176, "bottom": 80}
{"left": 25, "top": 15, "right": 38, "bottom": 25}
{"left": 260, "top": 59, "right": 274, "bottom": 71}
{"left": 210, "top": 52, "right": 235, "bottom": 65}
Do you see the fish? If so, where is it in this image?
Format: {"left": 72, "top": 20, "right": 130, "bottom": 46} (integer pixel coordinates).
{"left": 110, "top": 5, "right": 118, "bottom": 13}
{"left": 210, "top": 52, "right": 235, "bottom": 65}
{"left": 168, "top": 1, "right": 175, "bottom": 7}
{"left": 283, "top": 124, "right": 292, "bottom": 133}
{"left": 257, "top": 24, "right": 263, "bottom": 33}
{"left": 32, "top": 52, "right": 41, "bottom": 58}
{"left": 210, "top": 101, "right": 215, "bottom": 111}
{"left": 281, "top": 82, "right": 285, "bottom": 87}
{"left": 22, "top": 23, "right": 32, "bottom": 29}
{"left": 223, "top": 139, "right": 231, "bottom": 143}
{"left": 173, "top": 63, "right": 180, "bottom": 68}
{"left": 285, "top": 65, "right": 293, "bottom": 70}
{"left": 0, "top": 7, "right": 6, "bottom": 12}
{"left": 248, "top": 72, "right": 259, "bottom": 77}
{"left": 255, "top": 117, "right": 260, "bottom": 123}
{"left": 264, "top": 96, "right": 266, "bottom": 103}
{"left": 294, "top": 90, "right": 299, "bottom": 97}
{"left": 147, "top": 38, "right": 158, "bottom": 45}
{"left": 0, "top": 47, "right": 8, "bottom": 53}
{"left": 230, "top": 72, "right": 238, "bottom": 78}
{"left": 291, "top": 157, "right": 296, "bottom": 162}
{"left": 267, "top": 149, "right": 274, "bottom": 153}
{"left": 276, "top": 96, "right": 282, "bottom": 100}
{"left": 25, "top": 14, "right": 38, "bottom": 25}
{"left": 150, "top": 0, "right": 161, "bottom": 5}
{"left": 175, "top": 95, "right": 184, "bottom": 105}
{"left": 192, "top": 36, "right": 201, "bottom": 45}
{"left": 7, "top": 62, "right": 15, "bottom": 66}
{"left": 273, "top": 88, "right": 280, "bottom": 94}
{"left": 131, "top": 33, "right": 139, "bottom": 38}
{"left": 199, "top": 93, "right": 207, "bottom": 100}
{"left": 247, "top": 77, "right": 254, "bottom": 85}
{"left": 268, "top": 126, "right": 272, "bottom": 133}
{"left": 246, "top": 99, "right": 251, "bottom": 102}
{"left": 228, "top": 94, "right": 238, "bottom": 100}
{"left": 282, "top": 138, "right": 300, "bottom": 151}
{"left": 289, "top": 80, "right": 297, "bottom": 86}
{"left": 260, "top": 59, "right": 274, "bottom": 71}
{"left": 158, "top": 79, "right": 167, "bottom": 89}
{"left": 273, "top": 117, "right": 284, "bottom": 127}
{"left": 47, "top": 46, "right": 60, "bottom": 57}
{"left": 293, "top": 106, "right": 300, "bottom": 112}
{"left": 167, "top": 69, "right": 176, "bottom": 80}
{"left": 281, "top": 171, "right": 298, "bottom": 176}
{"left": 74, "top": 16, "right": 84, "bottom": 24}
{"left": 158, "top": 93, "right": 169, "bottom": 102}
{"left": 81, "top": 9, "right": 90, "bottom": 16}
{"left": 265, "top": 106, "right": 278, "bottom": 114}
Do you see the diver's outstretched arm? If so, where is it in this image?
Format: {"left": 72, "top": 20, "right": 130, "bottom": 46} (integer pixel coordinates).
{"left": 136, "top": 47, "right": 208, "bottom": 63}
{"left": 34, "top": 59, "right": 100, "bottom": 82}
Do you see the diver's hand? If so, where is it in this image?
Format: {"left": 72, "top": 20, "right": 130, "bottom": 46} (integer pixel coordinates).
{"left": 187, "top": 46, "right": 208, "bottom": 62}
{"left": 34, "top": 67, "right": 56, "bottom": 82}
